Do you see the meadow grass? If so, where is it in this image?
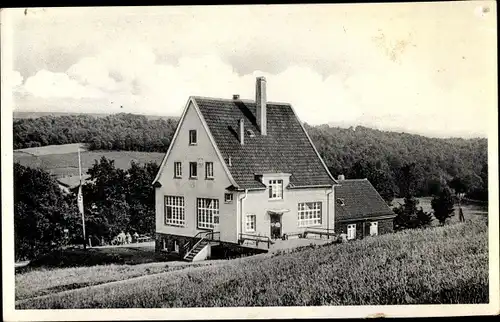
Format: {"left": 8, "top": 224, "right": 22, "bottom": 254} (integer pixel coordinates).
{"left": 15, "top": 261, "right": 222, "bottom": 301}
{"left": 15, "top": 143, "right": 88, "bottom": 156}
{"left": 16, "top": 219, "right": 488, "bottom": 308}
{"left": 13, "top": 149, "right": 164, "bottom": 177}
{"left": 392, "top": 197, "right": 487, "bottom": 226}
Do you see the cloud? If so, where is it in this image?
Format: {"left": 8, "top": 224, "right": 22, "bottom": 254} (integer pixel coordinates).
{"left": 4, "top": 70, "right": 24, "bottom": 89}
{"left": 15, "top": 39, "right": 490, "bottom": 138}
{"left": 23, "top": 69, "right": 105, "bottom": 99}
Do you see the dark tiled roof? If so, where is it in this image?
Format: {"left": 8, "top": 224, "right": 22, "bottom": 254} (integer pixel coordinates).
{"left": 335, "top": 179, "right": 395, "bottom": 221}
{"left": 57, "top": 175, "right": 90, "bottom": 189}
{"left": 193, "top": 97, "right": 336, "bottom": 189}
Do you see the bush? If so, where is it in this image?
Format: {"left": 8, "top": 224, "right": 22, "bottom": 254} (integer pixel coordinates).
{"left": 432, "top": 187, "right": 455, "bottom": 225}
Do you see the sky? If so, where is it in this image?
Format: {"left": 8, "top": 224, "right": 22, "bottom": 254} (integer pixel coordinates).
{"left": 2, "top": 2, "right": 497, "bottom": 138}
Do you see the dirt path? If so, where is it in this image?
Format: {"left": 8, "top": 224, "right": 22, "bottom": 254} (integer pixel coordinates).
{"left": 15, "top": 259, "right": 233, "bottom": 306}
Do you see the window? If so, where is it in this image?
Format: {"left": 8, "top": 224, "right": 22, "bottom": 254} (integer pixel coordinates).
{"left": 174, "top": 240, "right": 179, "bottom": 252}
{"left": 224, "top": 193, "right": 233, "bottom": 203}
{"left": 298, "top": 202, "right": 322, "bottom": 227}
{"left": 189, "top": 130, "right": 197, "bottom": 145}
{"left": 174, "top": 162, "right": 182, "bottom": 178}
{"left": 164, "top": 196, "right": 185, "bottom": 227}
{"left": 246, "top": 214, "right": 256, "bottom": 232}
{"left": 197, "top": 198, "right": 219, "bottom": 229}
{"left": 268, "top": 179, "right": 283, "bottom": 200}
{"left": 205, "top": 162, "right": 214, "bottom": 179}
{"left": 370, "top": 222, "right": 378, "bottom": 236}
{"left": 189, "top": 162, "right": 198, "bottom": 178}
{"left": 347, "top": 224, "right": 356, "bottom": 240}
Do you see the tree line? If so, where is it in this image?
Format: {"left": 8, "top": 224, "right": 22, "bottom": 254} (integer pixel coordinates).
{"left": 13, "top": 113, "right": 178, "bottom": 152}
{"left": 14, "top": 114, "right": 487, "bottom": 200}
{"left": 14, "top": 159, "right": 158, "bottom": 261}
{"left": 305, "top": 124, "right": 488, "bottom": 201}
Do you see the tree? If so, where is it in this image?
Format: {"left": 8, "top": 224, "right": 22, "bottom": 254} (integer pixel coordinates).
{"left": 449, "top": 177, "right": 468, "bottom": 194}
{"left": 396, "top": 163, "right": 418, "bottom": 198}
{"left": 14, "top": 163, "right": 80, "bottom": 260}
{"left": 126, "top": 161, "right": 158, "bottom": 235}
{"left": 393, "top": 196, "right": 419, "bottom": 230}
{"left": 415, "top": 207, "right": 433, "bottom": 228}
{"left": 83, "top": 157, "right": 130, "bottom": 242}
{"left": 431, "top": 187, "right": 455, "bottom": 225}
{"left": 347, "top": 160, "right": 395, "bottom": 204}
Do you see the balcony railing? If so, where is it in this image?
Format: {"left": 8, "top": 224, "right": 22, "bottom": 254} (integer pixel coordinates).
{"left": 303, "top": 227, "right": 337, "bottom": 239}
{"left": 238, "top": 233, "right": 274, "bottom": 249}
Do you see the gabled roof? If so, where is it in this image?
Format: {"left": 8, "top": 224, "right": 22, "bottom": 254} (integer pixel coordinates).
{"left": 334, "top": 179, "right": 395, "bottom": 221}
{"left": 192, "top": 96, "right": 336, "bottom": 189}
{"left": 57, "top": 175, "right": 90, "bottom": 189}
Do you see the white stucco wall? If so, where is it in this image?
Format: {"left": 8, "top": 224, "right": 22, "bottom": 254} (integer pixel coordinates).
{"left": 241, "top": 186, "right": 335, "bottom": 239}
{"left": 155, "top": 101, "right": 238, "bottom": 242}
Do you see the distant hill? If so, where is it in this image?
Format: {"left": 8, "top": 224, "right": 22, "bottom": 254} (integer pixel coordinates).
{"left": 13, "top": 113, "right": 179, "bottom": 152}
{"left": 13, "top": 111, "right": 178, "bottom": 121}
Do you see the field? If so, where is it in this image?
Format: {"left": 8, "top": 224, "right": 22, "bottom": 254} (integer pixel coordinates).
{"left": 392, "top": 197, "right": 487, "bottom": 226}
{"left": 16, "top": 218, "right": 488, "bottom": 308}
{"left": 14, "top": 144, "right": 164, "bottom": 178}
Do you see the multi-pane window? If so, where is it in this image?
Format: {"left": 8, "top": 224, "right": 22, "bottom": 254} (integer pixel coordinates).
{"left": 189, "top": 130, "right": 197, "bottom": 145}
{"left": 189, "top": 162, "right": 197, "bottom": 178}
{"left": 268, "top": 179, "right": 283, "bottom": 200}
{"left": 164, "top": 196, "right": 185, "bottom": 227}
{"left": 205, "top": 162, "right": 214, "bottom": 179}
{"left": 224, "top": 193, "right": 233, "bottom": 203}
{"left": 297, "top": 202, "right": 322, "bottom": 227}
{"left": 197, "top": 198, "right": 219, "bottom": 229}
{"left": 246, "top": 214, "right": 256, "bottom": 232}
{"left": 174, "top": 162, "right": 182, "bottom": 178}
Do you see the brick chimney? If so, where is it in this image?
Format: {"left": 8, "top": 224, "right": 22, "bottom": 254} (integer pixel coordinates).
{"left": 239, "top": 119, "right": 244, "bottom": 145}
{"left": 233, "top": 94, "right": 240, "bottom": 100}
{"left": 338, "top": 174, "right": 345, "bottom": 181}
{"left": 255, "top": 76, "right": 267, "bottom": 135}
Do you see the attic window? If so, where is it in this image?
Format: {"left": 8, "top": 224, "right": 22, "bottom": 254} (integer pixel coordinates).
{"left": 337, "top": 198, "right": 345, "bottom": 206}
{"left": 246, "top": 129, "right": 255, "bottom": 137}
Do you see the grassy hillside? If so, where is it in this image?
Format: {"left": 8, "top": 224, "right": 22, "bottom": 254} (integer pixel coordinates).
{"left": 14, "top": 147, "right": 164, "bottom": 178}
{"left": 16, "top": 219, "right": 488, "bottom": 308}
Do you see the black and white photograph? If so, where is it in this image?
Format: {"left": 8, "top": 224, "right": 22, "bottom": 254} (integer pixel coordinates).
{"left": 1, "top": 2, "right": 498, "bottom": 320}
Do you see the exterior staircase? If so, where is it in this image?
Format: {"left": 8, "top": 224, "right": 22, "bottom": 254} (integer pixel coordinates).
{"left": 182, "top": 231, "right": 220, "bottom": 262}
{"left": 184, "top": 239, "right": 210, "bottom": 262}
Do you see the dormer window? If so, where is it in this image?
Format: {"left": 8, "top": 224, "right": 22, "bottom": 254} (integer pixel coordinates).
{"left": 268, "top": 179, "right": 283, "bottom": 200}
{"left": 189, "top": 130, "right": 197, "bottom": 145}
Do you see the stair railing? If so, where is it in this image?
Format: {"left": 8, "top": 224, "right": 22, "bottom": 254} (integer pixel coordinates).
{"left": 183, "top": 237, "right": 207, "bottom": 260}
{"left": 182, "top": 230, "right": 221, "bottom": 260}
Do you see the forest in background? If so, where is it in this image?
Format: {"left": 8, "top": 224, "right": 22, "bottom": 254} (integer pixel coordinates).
{"left": 14, "top": 113, "right": 488, "bottom": 199}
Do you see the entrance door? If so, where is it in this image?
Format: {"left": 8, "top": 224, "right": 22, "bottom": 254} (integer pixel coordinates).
{"left": 347, "top": 224, "right": 356, "bottom": 240}
{"left": 270, "top": 213, "right": 282, "bottom": 240}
